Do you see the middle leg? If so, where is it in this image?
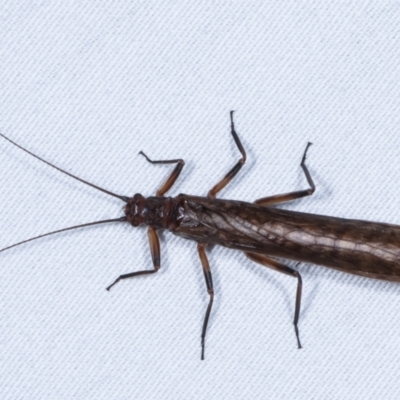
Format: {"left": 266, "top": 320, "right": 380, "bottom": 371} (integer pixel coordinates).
{"left": 197, "top": 242, "right": 214, "bottom": 360}
{"left": 208, "top": 111, "right": 247, "bottom": 198}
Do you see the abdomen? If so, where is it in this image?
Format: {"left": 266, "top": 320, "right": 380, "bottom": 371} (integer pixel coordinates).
{"left": 172, "top": 195, "right": 400, "bottom": 282}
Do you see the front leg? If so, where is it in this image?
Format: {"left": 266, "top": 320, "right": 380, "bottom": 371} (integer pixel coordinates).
{"left": 106, "top": 226, "right": 160, "bottom": 291}
{"left": 139, "top": 152, "right": 185, "bottom": 196}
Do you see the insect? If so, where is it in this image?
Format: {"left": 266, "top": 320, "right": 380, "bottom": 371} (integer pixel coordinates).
{"left": 2, "top": 112, "right": 400, "bottom": 360}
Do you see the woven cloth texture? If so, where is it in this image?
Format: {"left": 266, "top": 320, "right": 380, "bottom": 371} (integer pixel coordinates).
{"left": 1, "top": 3, "right": 400, "bottom": 399}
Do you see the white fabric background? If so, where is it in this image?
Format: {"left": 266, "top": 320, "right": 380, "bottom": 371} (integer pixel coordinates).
{"left": 1, "top": 2, "right": 400, "bottom": 399}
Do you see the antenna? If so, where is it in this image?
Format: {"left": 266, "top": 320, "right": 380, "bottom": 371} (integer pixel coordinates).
{"left": 0, "top": 132, "right": 129, "bottom": 202}
{"left": 0, "top": 217, "right": 127, "bottom": 253}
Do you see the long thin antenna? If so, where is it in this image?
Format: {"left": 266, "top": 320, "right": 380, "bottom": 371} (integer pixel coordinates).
{"left": 0, "top": 132, "right": 129, "bottom": 202}
{"left": 0, "top": 217, "right": 127, "bottom": 253}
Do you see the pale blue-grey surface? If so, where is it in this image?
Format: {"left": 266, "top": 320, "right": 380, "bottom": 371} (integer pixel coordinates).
{"left": 1, "top": 2, "right": 400, "bottom": 399}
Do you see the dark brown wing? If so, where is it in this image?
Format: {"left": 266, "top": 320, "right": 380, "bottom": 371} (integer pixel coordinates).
{"left": 172, "top": 194, "right": 400, "bottom": 281}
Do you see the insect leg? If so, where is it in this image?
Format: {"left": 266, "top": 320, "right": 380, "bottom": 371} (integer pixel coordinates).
{"left": 208, "top": 111, "right": 246, "bottom": 198}
{"left": 197, "top": 243, "right": 214, "bottom": 360}
{"left": 244, "top": 251, "right": 303, "bottom": 349}
{"left": 106, "top": 226, "right": 160, "bottom": 291}
{"left": 139, "top": 152, "right": 185, "bottom": 196}
{"left": 255, "top": 142, "right": 314, "bottom": 206}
